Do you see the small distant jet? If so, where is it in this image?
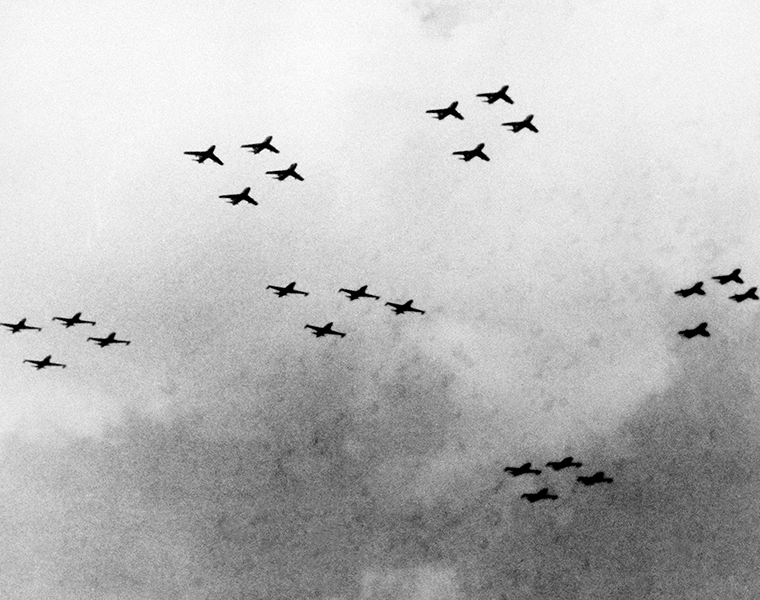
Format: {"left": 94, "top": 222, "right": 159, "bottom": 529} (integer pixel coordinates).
{"left": 730, "top": 287, "right": 758, "bottom": 303}
{"left": 52, "top": 312, "right": 96, "bottom": 328}
{"left": 577, "top": 471, "right": 613, "bottom": 486}
{"left": 266, "top": 163, "right": 303, "bottom": 181}
{"left": 305, "top": 322, "right": 346, "bottom": 338}
{"left": 87, "top": 332, "right": 131, "bottom": 347}
{"left": 241, "top": 136, "right": 279, "bottom": 154}
{"left": 23, "top": 355, "right": 66, "bottom": 370}
{"left": 453, "top": 143, "right": 490, "bottom": 162}
{"left": 674, "top": 282, "right": 704, "bottom": 297}
{"left": 266, "top": 282, "right": 309, "bottom": 297}
{"left": 504, "top": 462, "right": 542, "bottom": 477}
{"left": 502, "top": 114, "right": 538, "bottom": 133}
{"left": 476, "top": 85, "right": 514, "bottom": 104}
{"left": 545, "top": 456, "right": 583, "bottom": 471}
{"left": 385, "top": 299, "right": 425, "bottom": 315}
{"left": 1, "top": 318, "right": 42, "bottom": 334}
{"left": 521, "top": 488, "right": 558, "bottom": 503}
{"left": 712, "top": 269, "right": 743, "bottom": 285}
{"left": 219, "top": 187, "right": 257, "bottom": 206}
{"left": 426, "top": 101, "right": 464, "bottom": 121}
{"left": 339, "top": 285, "right": 380, "bottom": 301}
{"left": 184, "top": 145, "right": 223, "bottom": 165}
{"left": 678, "top": 322, "right": 709, "bottom": 339}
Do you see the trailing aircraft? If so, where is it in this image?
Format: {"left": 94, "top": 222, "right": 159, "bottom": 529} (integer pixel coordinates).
{"left": 476, "top": 85, "right": 514, "bottom": 104}
{"left": 729, "top": 287, "right": 758, "bottom": 303}
{"left": 452, "top": 143, "right": 489, "bottom": 162}
{"left": 87, "top": 332, "right": 131, "bottom": 347}
{"left": 545, "top": 456, "right": 583, "bottom": 471}
{"left": 502, "top": 114, "right": 538, "bottom": 133}
{"left": 23, "top": 355, "right": 66, "bottom": 370}
{"left": 339, "top": 285, "right": 380, "bottom": 301}
{"left": 678, "top": 322, "right": 709, "bottom": 339}
{"left": 577, "top": 471, "right": 613, "bottom": 486}
{"left": 521, "top": 488, "right": 558, "bottom": 503}
{"left": 219, "top": 187, "right": 257, "bottom": 206}
{"left": 266, "top": 282, "right": 309, "bottom": 297}
{"left": 712, "top": 269, "right": 743, "bottom": 285}
{"left": 1, "top": 318, "right": 42, "bottom": 334}
{"left": 503, "top": 462, "right": 542, "bottom": 476}
{"left": 304, "top": 322, "right": 346, "bottom": 338}
{"left": 385, "top": 299, "right": 425, "bottom": 315}
{"left": 674, "top": 282, "right": 705, "bottom": 297}
{"left": 184, "top": 145, "right": 223, "bottom": 165}
{"left": 52, "top": 312, "right": 96, "bottom": 328}
{"left": 266, "top": 163, "right": 303, "bottom": 181}
{"left": 426, "top": 101, "right": 464, "bottom": 121}
{"left": 241, "top": 136, "right": 279, "bottom": 154}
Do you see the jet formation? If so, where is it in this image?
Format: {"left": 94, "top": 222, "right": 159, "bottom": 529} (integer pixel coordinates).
{"left": 503, "top": 456, "right": 615, "bottom": 503}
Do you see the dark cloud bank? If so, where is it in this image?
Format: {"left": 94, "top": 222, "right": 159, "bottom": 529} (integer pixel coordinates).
{"left": 2, "top": 332, "right": 760, "bottom": 600}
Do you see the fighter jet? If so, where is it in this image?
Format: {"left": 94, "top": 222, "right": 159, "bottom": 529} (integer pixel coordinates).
{"left": 219, "top": 187, "right": 257, "bottom": 206}
{"left": 730, "top": 287, "right": 759, "bottom": 303}
{"left": 266, "top": 163, "right": 303, "bottom": 181}
{"left": 426, "top": 101, "right": 464, "bottom": 121}
{"left": 476, "top": 85, "right": 514, "bottom": 104}
{"left": 304, "top": 322, "right": 346, "bottom": 338}
{"left": 545, "top": 456, "right": 583, "bottom": 471}
{"left": 502, "top": 114, "right": 538, "bottom": 133}
{"left": 339, "top": 285, "right": 380, "bottom": 301}
{"left": 184, "top": 145, "right": 223, "bottom": 165}
{"left": 453, "top": 143, "right": 490, "bottom": 162}
{"left": 385, "top": 300, "right": 425, "bottom": 315}
{"left": 577, "top": 471, "right": 613, "bottom": 486}
{"left": 241, "top": 136, "right": 279, "bottom": 154}
{"left": 674, "top": 282, "right": 705, "bottom": 297}
{"left": 266, "top": 282, "right": 309, "bottom": 297}
{"left": 678, "top": 322, "right": 710, "bottom": 339}
{"left": 52, "top": 312, "right": 96, "bottom": 328}
{"left": 503, "top": 462, "right": 542, "bottom": 477}
{"left": 521, "top": 488, "right": 558, "bottom": 503}
{"left": 87, "top": 332, "right": 131, "bottom": 347}
{"left": 23, "top": 355, "right": 66, "bottom": 370}
{"left": 1, "top": 318, "right": 42, "bottom": 334}
{"left": 712, "top": 269, "right": 743, "bottom": 285}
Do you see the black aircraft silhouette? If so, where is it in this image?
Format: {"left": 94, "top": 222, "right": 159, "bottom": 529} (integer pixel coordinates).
{"left": 426, "top": 101, "right": 464, "bottom": 121}
{"left": 184, "top": 145, "right": 223, "bottom": 165}
{"left": 1, "top": 318, "right": 42, "bottom": 334}
{"left": 712, "top": 269, "right": 743, "bottom": 285}
{"left": 266, "top": 163, "right": 303, "bottom": 181}
{"left": 504, "top": 462, "right": 542, "bottom": 476}
{"left": 241, "top": 136, "right": 279, "bottom": 154}
{"left": 87, "top": 332, "right": 131, "bottom": 347}
{"left": 678, "top": 322, "right": 709, "bottom": 339}
{"left": 730, "top": 287, "right": 759, "bottom": 302}
{"left": 502, "top": 114, "right": 538, "bottom": 133}
{"left": 577, "top": 471, "right": 613, "bottom": 486}
{"left": 266, "top": 282, "right": 309, "bottom": 297}
{"left": 305, "top": 322, "right": 346, "bottom": 338}
{"left": 453, "top": 143, "right": 489, "bottom": 162}
{"left": 219, "top": 187, "right": 257, "bottom": 206}
{"left": 52, "top": 312, "right": 96, "bottom": 328}
{"left": 476, "top": 85, "right": 514, "bottom": 104}
{"left": 385, "top": 299, "right": 425, "bottom": 315}
{"left": 339, "top": 285, "right": 380, "bottom": 301}
{"left": 674, "top": 282, "right": 705, "bottom": 297}
{"left": 521, "top": 488, "right": 558, "bottom": 503}
{"left": 545, "top": 456, "right": 583, "bottom": 471}
{"left": 23, "top": 355, "right": 66, "bottom": 370}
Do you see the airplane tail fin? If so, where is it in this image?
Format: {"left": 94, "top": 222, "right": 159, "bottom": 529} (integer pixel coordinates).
{"left": 243, "top": 187, "right": 250, "bottom": 194}
{"left": 209, "top": 145, "right": 216, "bottom": 151}
{"left": 264, "top": 136, "right": 272, "bottom": 143}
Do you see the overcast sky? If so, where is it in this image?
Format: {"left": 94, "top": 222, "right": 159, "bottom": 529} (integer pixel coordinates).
{"left": 2, "top": 1, "right": 760, "bottom": 598}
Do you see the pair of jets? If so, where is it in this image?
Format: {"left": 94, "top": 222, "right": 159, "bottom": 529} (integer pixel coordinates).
{"left": 2, "top": 314, "right": 101, "bottom": 333}
{"left": 23, "top": 331, "right": 131, "bottom": 371}
{"left": 183, "top": 136, "right": 278, "bottom": 165}
{"left": 266, "top": 282, "right": 426, "bottom": 315}
{"left": 426, "top": 101, "right": 538, "bottom": 133}
{"left": 675, "top": 269, "right": 757, "bottom": 302}
{"left": 504, "top": 456, "right": 583, "bottom": 476}
{"left": 519, "top": 473, "right": 614, "bottom": 503}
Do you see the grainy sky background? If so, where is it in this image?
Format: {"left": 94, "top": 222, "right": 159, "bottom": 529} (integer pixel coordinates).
{"left": 2, "top": 0, "right": 760, "bottom": 598}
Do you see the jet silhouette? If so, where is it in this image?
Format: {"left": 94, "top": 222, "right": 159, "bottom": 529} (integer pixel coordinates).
{"left": 577, "top": 471, "right": 613, "bottom": 486}
{"left": 453, "top": 143, "right": 489, "bottom": 162}
{"left": 476, "top": 85, "right": 514, "bottom": 104}
{"left": 1, "top": 318, "right": 42, "bottom": 334}
{"left": 339, "top": 285, "right": 380, "bottom": 301}
{"left": 521, "top": 488, "right": 558, "bottom": 503}
{"left": 23, "top": 355, "right": 66, "bottom": 370}
{"left": 52, "top": 312, "right": 96, "bottom": 328}
{"left": 219, "top": 187, "right": 257, "bottom": 206}
{"left": 385, "top": 299, "right": 425, "bottom": 315}
{"left": 266, "top": 163, "right": 303, "bottom": 181}
{"left": 545, "top": 456, "right": 583, "bottom": 471}
{"left": 674, "top": 282, "right": 705, "bottom": 297}
{"left": 266, "top": 282, "right": 309, "bottom": 297}
{"left": 241, "top": 136, "right": 279, "bottom": 154}
{"left": 426, "top": 101, "right": 464, "bottom": 121}
{"left": 504, "top": 462, "right": 542, "bottom": 476}
{"left": 502, "top": 114, "right": 538, "bottom": 133}
{"left": 712, "top": 269, "right": 743, "bottom": 285}
{"left": 678, "top": 322, "right": 710, "bottom": 339}
{"left": 305, "top": 322, "right": 346, "bottom": 338}
{"left": 730, "top": 287, "right": 759, "bottom": 303}
{"left": 87, "top": 332, "right": 131, "bottom": 347}
{"left": 184, "top": 145, "right": 223, "bottom": 165}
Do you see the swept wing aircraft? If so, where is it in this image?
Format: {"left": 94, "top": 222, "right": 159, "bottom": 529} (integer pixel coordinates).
{"left": 88, "top": 332, "right": 131, "bottom": 347}
{"left": 674, "top": 282, "right": 705, "bottom": 297}
{"left": 184, "top": 145, "right": 223, "bottom": 165}
{"left": 453, "top": 143, "right": 489, "bottom": 162}
{"left": 577, "top": 471, "right": 614, "bottom": 486}
{"left": 266, "top": 282, "right": 309, "bottom": 297}
{"left": 52, "top": 312, "right": 96, "bottom": 328}
{"left": 504, "top": 462, "right": 542, "bottom": 476}
{"left": 339, "top": 285, "right": 380, "bottom": 301}
{"left": 712, "top": 269, "right": 743, "bottom": 285}
{"left": 730, "top": 287, "right": 759, "bottom": 302}
{"left": 521, "top": 488, "right": 558, "bottom": 503}
{"left": 678, "top": 322, "right": 709, "bottom": 339}
{"left": 476, "top": 85, "right": 514, "bottom": 104}
{"left": 426, "top": 101, "right": 464, "bottom": 121}
{"left": 305, "top": 322, "right": 346, "bottom": 338}
{"left": 502, "top": 114, "right": 538, "bottom": 133}
{"left": 23, "top": 355, "right": 66, "bottom": 370}
{"left": 266, "top": 163, "right": 303, "bottom": 181}
{"left": 241, "top": 136, "right": 279, "bottom": 154}
{"left": 1, "top": 318, "right": 42, "bottom": 334}
{"left": 545, "top": 456, "right": 583, "bottom": 471}
{"left": 385, "top": 299, "right": 425, "bottom": 315}
{"left": 219, "top": 187, "right": 257, "bottom": 206}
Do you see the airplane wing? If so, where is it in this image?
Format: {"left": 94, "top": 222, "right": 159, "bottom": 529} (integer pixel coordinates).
{"left": 292, "top": 172, "right": 304, "bottom": 181}
{"left": 209, "top": 154, "right": 224, "bottom": 165}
